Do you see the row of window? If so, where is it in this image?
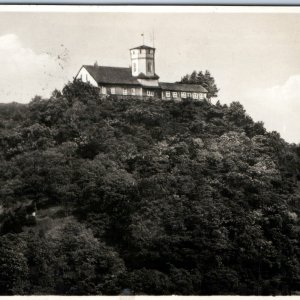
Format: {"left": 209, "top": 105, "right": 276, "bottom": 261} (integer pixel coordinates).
{"left": 132, "top": 49, "right": 153, "bottom": 55}
{"left": 100, "top": 87, "right": 205, "bottom": 99}
{"left": 165, "top": 91, "right": 206, "bottom": 99}
{"left": 101, "top": 87, "right": 155, "bottom": 97}
{"left": 147, "top": 90, "right": 154, "bottom": 96}
{"left": 101, "top": 87, "right": 134, "bottom": 95}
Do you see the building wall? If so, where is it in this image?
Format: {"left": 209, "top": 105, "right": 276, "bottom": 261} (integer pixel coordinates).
{"left": 137, "top": 78, "right": 159, "bottom": 87}
{"left": 98, "top": 84, "right": 206, "bottom": 100}
{"left": 161, "top": 90, "right": 207, "bottom": 100}
{"left": 76, "top": 67, "right": 98, "bottom": 87}
{"left": 100, "top": 85, "right": 143, "bottom": 97}
{"left": 99, "top": 84, "right": 161, "bottom": 99}
{"left": 141, "top": 88, "right": 161, "bottom": 98}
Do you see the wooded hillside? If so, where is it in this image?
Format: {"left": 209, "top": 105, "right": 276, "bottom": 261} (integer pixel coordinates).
{"left": 0, "top": 80, "right": 299, "bottom": 295}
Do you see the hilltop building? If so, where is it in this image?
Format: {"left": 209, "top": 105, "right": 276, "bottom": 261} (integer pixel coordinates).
{"left": 75, "top": 45, "right": 208, "bottom": 100}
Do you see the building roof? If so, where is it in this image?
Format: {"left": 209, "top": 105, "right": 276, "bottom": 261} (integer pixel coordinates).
{"left": 130, "top": 45, "right": 155, "bottom": 50}
{"left": 80, "top": 66, "right": 207, "bottom": 93}
{"left": 83, "top": 65, "right": 140, "bottom": 85}
{"left": 82, "top": 65, "right": 159, "bottom": 85}
{"left": 160, "top": 82, "right": 208, "bottom": 93}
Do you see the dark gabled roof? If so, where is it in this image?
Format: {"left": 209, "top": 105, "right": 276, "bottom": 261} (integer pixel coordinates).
{"left": 159, "top": 82, "right": 208, "bottom": 93}
{"left": 83, "top": 65, "right": 141, "bottom": 85}
{"left": 82, "top": 65, "right": 160, "bottom": 85}
{"left": 130, "top": 45, "right": 155, "bottom": 50}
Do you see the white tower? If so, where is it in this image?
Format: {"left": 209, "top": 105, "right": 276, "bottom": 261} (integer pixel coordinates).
{"left": 130, "top": 45, "right": 156, "bottom": 78}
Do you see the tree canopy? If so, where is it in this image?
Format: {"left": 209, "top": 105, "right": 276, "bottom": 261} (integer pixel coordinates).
{"left": 0, "top": 79, "right": 299, "bottom": 295}
{"left": 180, "top": 70, "right": 219, "bottom": 99}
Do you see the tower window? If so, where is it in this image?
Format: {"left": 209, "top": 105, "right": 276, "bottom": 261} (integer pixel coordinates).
{"left": 147, "top": 62, "right": 152, "bottom": 73}
{"left": 133, "top": 63, "right": 136, "bottom": 72}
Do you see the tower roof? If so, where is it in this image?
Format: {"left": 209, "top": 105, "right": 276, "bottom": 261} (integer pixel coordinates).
{"left": 130, "top": 45, "right": 155, "bottom": 50}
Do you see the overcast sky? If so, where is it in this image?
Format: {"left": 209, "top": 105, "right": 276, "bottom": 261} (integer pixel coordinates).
{"left": 0, "top": 7, "right": 300, "bottom": 143}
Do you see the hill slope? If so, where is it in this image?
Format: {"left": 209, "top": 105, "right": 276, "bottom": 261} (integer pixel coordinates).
{"left": 0, "top": 80, "right": 300, "bottom": 295}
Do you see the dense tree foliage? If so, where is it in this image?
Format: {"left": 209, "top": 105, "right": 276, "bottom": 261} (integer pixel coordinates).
{"left": 0, "top": 79, "right": 299, "bottom": 295}
{"left": 180, "top": 70, "right": 219, "bottom": 99}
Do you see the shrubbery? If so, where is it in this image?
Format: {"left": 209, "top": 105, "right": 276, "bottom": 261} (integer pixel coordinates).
{"left": 0, "top": 79, "right": 299, "bottom": 295}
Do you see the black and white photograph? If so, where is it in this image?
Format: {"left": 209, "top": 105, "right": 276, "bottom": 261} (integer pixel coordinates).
{"left": 0, "top": 5, "right": 300, "bottom": 295}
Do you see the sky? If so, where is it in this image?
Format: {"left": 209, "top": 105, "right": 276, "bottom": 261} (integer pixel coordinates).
{"left": 0, "top": 7, "right": 300, "bottom": 143}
